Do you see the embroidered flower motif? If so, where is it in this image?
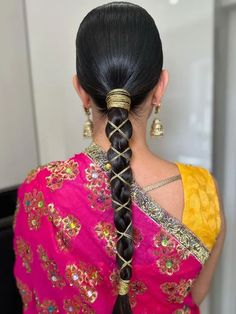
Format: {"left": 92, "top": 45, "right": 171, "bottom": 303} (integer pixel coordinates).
{"left": 88, "top": 188, "right": 111, "bottom": 211}
{"left": 34, "top": 289, "right": 59, "bottom": 314}
{"left": 85, "top": 163, "right": 108, "bottom": 188}
{"left": 62, "top": 215, "right": 81, "bottom": 237}
{"left": 153, "top": 229, "right": 175, "bottom": 253}
{"left": 63, "top": 295, "right": 95, "bottom": 314}
{"left": 23, "top": 189, "right": 47, "bottom": 230}
{"left": 65, "top": 262, "right": 102, "bottom": 304}
{"left": 94, "top": 221, "right": 117, "bottom": 256}
{"left": 46, "top": 159, "right": 79, "bottom": 191}
{"left": 160, "top": 278, "right": 195, "bottom": 304}
{"left": 157, "top": 255, "right": 181, "bottom": 275}
{"left": 37, "top": 245, "right": 66, "bottom": 289}
{"left": 84, "top": 163, "right": 112, "bottom": 211}
{"left": 109, "top": 269, "right": 147, "bottom": 308}
{"left": 94, "top": 221, "right": 143, "bottom": 257}
{"left": 153, "top": 228, "right": 191, "bottom": 276}
{"left": 15, "top": 236, "right": 33, "bottom": 273}
{"left": 63, "top": 295, "right": 82, "bottom": 314}
{"left": 16, "top": 278, "right": 32, "bottom": 310}
{"left": 46, "top": 203, "right": 81, "bottom": 251}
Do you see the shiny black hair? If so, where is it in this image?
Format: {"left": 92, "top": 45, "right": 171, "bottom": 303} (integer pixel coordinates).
{"left": 75, "top": 2, "right": 163, "bottom": 313}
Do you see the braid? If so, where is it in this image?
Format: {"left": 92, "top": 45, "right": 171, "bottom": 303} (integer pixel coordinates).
{"left": 105, "top": 101, "right": 134, "bottom": 313}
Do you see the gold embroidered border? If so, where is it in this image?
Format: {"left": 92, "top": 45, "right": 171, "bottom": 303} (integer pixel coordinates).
{"left": 83, "top": 142, "right": 210, "bottom": 265}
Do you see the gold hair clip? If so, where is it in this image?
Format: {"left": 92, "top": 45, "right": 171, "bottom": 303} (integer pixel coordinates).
{"left": 105, "top": 88, "right": 131, "bottom": 111}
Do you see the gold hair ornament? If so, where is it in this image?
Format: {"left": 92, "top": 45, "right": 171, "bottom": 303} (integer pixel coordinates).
{"left": 118, "top": 277, "right": 130, "bottom": 295}
{"left": 105, "top": 88, "right": 131, "bottom": 111}
{"left": 105, "top": 88, "right": 132, "bottom": 296}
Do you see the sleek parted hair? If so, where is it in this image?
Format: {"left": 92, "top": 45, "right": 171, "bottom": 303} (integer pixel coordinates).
{"left": 75, "top": 2, "right": 163, "bottom": 313}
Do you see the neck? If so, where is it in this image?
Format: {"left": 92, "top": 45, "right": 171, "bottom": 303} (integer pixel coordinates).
{"left": 91, "top": 115, "right": 156, "bottom": 164}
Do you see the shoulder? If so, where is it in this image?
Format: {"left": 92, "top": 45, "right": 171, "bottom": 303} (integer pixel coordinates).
{"left": 177, "top": 162, "right": 223, "bottom": 250}
{"left": 18, "top": 152, "right": 87, "bottom": 193}
{"left": 15, "top": 152, "right": 89, "bottom": 216}
{"left": 13, "top": 152, "right": 87, "bottom": 231}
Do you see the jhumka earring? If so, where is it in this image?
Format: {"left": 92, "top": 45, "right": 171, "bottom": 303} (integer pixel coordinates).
{"left": 150, "top": 104, "right": 164, "bottom": 137}
{"left": 83, "top": 107, "right": 93, "bottom": 137}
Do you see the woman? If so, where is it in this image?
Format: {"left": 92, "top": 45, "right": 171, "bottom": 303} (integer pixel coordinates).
{"left": 13, "top": 2, "right": 226, "bottom": 314}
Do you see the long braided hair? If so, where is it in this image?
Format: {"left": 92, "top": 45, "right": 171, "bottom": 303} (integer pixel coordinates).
{"left": 75, "top": 2, "right": 163, "bottom": 313}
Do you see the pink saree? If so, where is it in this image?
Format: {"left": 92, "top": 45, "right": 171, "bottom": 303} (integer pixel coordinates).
{"left": 13, "top": 141, "right": 220, "bottom": 313}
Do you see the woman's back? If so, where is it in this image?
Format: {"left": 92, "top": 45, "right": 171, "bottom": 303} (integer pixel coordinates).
{"left": 13, "top": 141, "right": 222, "bottom": 314}
{"left": 13, "top": 2, "right": 226, "bottom": 313}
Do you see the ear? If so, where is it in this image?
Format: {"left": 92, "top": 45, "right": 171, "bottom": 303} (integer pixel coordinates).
{"left": 72, "top": 74, "right": 91, "bottom": 108}
{"left": 153, "top": 69, "right": 169, "bottom": 104}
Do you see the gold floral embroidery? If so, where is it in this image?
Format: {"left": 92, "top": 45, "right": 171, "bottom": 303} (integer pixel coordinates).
{"left": 16, "top": 278, "right": 32, "bottom": 310}
{"left": 37, "top": 245, "right": 66, "bottom": 289}
{"left": 63, "top": 295, "right": 95, "bottom": 314}
{"left": 85, "top": 163, "right": 109, "bottom": 188}
{"left": 109, "top": 268, "right": 147, "bottom": 308}
{"left": 62, "top": 215, "right": 81, "bottom": 237}
{"left": 153, "top": 228, "right": 190, "bottom": 275}
{"left": 84, "top": 142, "right": 210, "bottom": 265}
{"left": 46, "top": 159, "right": 79, "bottom": 191}
{"left": 33, "top": 289, "right": 59, "bottom": 313}
{"left": 46, "top": 203, "right": 81, "bottom": 251}
{"left": 160, "top": 278, "right": 195, "bottom": 303}
{"left": 84, "top": 162, "right": 112, "bottom": 211}
{"left": 23, "top": 189, "right": 47, "bottom": 230}
{"left": 94, "top": 221, "right": 143, "bottom": 257}
{"left": 65, "top": 262, "right": 102, "bottom": 304}
{"left": 15, "top": 236, "right": 33, "bottom": 273}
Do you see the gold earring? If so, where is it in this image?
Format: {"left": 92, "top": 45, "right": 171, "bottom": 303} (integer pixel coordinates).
{"left": 83, "top": 107, "right": 93, "bottom": 137}
{"left": 150, "top": 104, "right": 164, "bottom": 137}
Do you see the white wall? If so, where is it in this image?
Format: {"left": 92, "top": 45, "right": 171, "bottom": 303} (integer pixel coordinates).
{"left": 25, "top": 0, "right": 214, "bottom": 175}
{"left": 0, "top": 0, "right": 38, "bottom": 190}
{"left": 210, "top": 2, "right": 236, "bottom": 313}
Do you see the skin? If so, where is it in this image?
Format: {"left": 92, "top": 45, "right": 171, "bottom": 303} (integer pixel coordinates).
{"left": 72, "top": 70, "right": 226, "bottom": 305}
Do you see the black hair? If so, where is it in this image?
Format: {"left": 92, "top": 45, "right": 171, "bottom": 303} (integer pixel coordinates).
{"left": 75, "top": 2, "right": 163, "bottom": 313}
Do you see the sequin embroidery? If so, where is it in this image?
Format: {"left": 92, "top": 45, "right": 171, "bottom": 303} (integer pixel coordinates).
{"left": 63, "top": 295, "right": 95, "bottom": 314}
{"left": 16, "top": 278, "right": 32, "bottom": 310}
{"left": 160, "top": 278, "right": 195, "bottom": 303}
{"left": 37, "top": 245, "right": 66, "bottom": 289}
{"left": 23, "top": 189, "right": 47, "bottom": 230}
{"left": 46, "top": 159, "right": 79, "bottom": 191}
{"left": 15, "top": 236, "right": 33, "bottom": 273}
{"left": 34, "top": 289, "right": 59, "bottom": 313}
{"left": 65, "top": 262, "right": 102, "bottom": 303}
{"left": 84, "top": 162, "right": 112, "bottom": 211}
{"left": 46, "top": 203, "right": 81, "bottom": 251}
{"left": 84, "top": 142, "right": 210, "bottom": 265}
{"left": 153, "top": 228, "right": 190, "bottom": 275}
{"left": 94, "top": 221, "right": 143, "bottom": 257}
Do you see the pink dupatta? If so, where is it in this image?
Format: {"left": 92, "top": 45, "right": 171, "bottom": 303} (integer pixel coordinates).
{"left": 13, "top": 141, "right": 211, "bottom": 313}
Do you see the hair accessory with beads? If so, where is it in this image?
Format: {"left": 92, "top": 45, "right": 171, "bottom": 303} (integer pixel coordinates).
{"left": 105, "top": 88, "right": 131, "bottom": 111}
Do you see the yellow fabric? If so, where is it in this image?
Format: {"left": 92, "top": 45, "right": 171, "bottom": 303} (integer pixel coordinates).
{"left": 176, "top": 163, "right": 221, "bottom": 251}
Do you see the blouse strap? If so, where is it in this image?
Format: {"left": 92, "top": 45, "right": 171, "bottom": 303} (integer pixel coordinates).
{"left": 142, "top": 174, "right": 182, "bottom": 193}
